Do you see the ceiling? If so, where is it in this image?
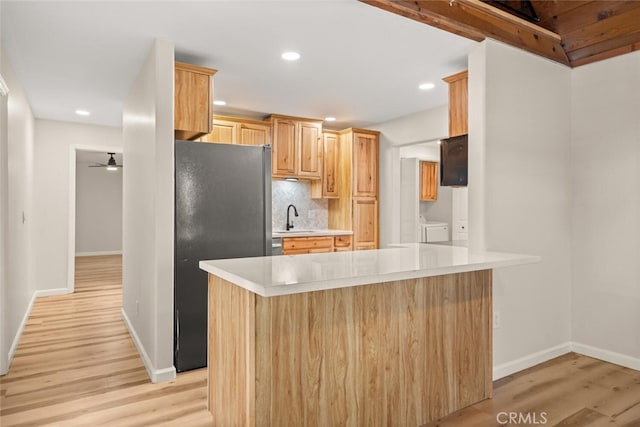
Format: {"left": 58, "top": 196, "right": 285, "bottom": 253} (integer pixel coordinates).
{"left": 1, "top": 1, "right": 474, "bottom": 130}
{"left": 362, "top": 0, "right": 640, "bottom": 68}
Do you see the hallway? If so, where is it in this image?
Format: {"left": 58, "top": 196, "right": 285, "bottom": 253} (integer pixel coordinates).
{"left": 0, "top": 255, "right": 211, "bottom": 426}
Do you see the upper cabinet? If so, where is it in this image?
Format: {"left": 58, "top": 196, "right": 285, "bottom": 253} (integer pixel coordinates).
{"left": 352, "top": 131, "right": 378, "bottom": 198}
{"left": 311, "top": 131, "right": 340, "bottom": 199}
{"left": 200, "top": 116, "right": 270, "bottom": 146}
{"left": 174, "top": 62, "right": 217, "bottom": 141}
{"left": 420, "top": 161, "right": 438, "bottom": 201}
{"left": 237, "top": 122, "right": 270, "bottom": 146}
{"left": 443, "top": 70, "right": 468, "bottom": 137}
{"left": 201, "top": 118, "right": 236, "bottom": 143}
{"left": 270, "top": 115, "right": 322, "bottom": 180}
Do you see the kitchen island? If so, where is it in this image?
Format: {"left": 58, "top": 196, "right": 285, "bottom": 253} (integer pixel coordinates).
{"left": 199, "top": 243, "right": 538, "bottom": 426}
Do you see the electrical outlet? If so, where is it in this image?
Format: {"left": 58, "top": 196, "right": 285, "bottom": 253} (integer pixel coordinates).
{"left": 493, "top": 311, "right": 501, "bottom": 329}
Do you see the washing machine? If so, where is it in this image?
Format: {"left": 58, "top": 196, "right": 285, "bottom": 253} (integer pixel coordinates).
{"left": 420, "top": 222, "right": 449, "bottom": 243}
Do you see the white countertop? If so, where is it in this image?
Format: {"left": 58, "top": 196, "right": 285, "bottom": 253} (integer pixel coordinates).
{"left": 199, "top": 243, "right": 540, "bottom": 297}
{"left": 272, "top": 229, "right": 352, "bottom": 238}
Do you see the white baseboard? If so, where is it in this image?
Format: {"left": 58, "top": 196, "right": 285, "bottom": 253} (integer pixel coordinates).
{"left": 493, "top": 342, "right": 572, "bottom": 380}
{"left": 35, "top": 288, "right": 71, "bottom": 297}
{"left": 571, "top": 341, "right": 640, "bottom": 371}
{"left": 493, "top": 341, "right": 640, "bottom": 380}
{"left": 120, "top": 308, "right": 176, "bottom": 384}
{"left": 75, "top": 250, "right": 123, "bottom": 257}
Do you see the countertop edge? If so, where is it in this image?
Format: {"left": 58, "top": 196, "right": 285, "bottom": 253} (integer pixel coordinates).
{"left": 199, "top": 251, "right": 540, "bottom": 297}
{"left": 272, "top": 229, "right": 353, "bottom": 238}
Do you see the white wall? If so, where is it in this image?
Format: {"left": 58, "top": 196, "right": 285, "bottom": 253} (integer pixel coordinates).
{"left": 373, "top": 106, "right": 449, "bottom": 246}
{"left": 1, "top": 44, "right": 35, "bottom": 375}
{"left": 0, "top": 49, "right": 7, "bottom": 376}
{"left": 75, "top": 159, "right": 123, "bottom": 255}
{"left": 469, "top": 40, "right": 573, "bottom": 377}
{"left": 122, "top": 39, "right": 175, "bottom": 383}
{"left": 32, "top": 120, "right": 122, "bottom": 294}
{"left": 570, "top": 51, "right": 640, "bottom": 367}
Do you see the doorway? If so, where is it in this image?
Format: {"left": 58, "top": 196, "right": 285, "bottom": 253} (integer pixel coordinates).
{"left": 67, "top": 146, "right": 123, "bottom": 292}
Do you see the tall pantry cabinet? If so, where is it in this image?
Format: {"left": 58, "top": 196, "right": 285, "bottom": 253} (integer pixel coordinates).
{"left": 328, "top": 128, "right": 379, "bottom": 250}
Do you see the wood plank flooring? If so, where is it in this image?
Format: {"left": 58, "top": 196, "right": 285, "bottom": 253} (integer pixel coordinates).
{"left": 1, "top": 255, "right": 639, "bottom": 426}
{"left": 424, "top": 352, "right": 640, "bottom": 427}
{"left": 0, "top": 255, "right": 212, "bottom": 426}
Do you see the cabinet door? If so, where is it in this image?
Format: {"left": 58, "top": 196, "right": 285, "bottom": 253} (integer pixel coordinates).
{"left": 174, "top": 67, "right": 211, "bottom": 138}
{"left": 420, "top": 161, "right": 438, "bottom": 201}
{"left": 352, "top": 133, "right": 378, "bottom": 198}
{"left": 297, "top": 122, "right": 322, "bottom": 179}
{"left": 353, "top": 198, "right": 378, "bottom": 250}
{"left": 238, "top": 122, "right": 270, "bottom": 146}
{"left": 200, "top": 119, "right": 236, "bottom": 144}
{"left": 333, "top": 235, "right": 352, "bottom": 251}
{"left": 272, "top": 119, "right": 297, "bottom": 176}
{"left": 322, "top": 132, "right": 340, "bottom": 197}
{"left": 444, "top": 71, "right": 468, "bottom": 137}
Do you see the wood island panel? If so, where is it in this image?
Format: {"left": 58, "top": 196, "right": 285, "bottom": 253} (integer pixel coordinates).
{"left": 208, "top": 269, "right": 493, "bottom": 426}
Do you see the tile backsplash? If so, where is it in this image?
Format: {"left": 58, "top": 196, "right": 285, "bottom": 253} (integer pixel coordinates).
{"left": 272, "top": 180, "right": 328, "bottom": 231}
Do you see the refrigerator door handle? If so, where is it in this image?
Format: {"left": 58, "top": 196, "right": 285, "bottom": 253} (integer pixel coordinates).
{"left": 175, "top": 310, "right": 180, "bottom": 351}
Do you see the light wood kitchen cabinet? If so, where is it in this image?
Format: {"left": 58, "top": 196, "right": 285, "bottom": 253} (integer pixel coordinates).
{"left": 272, "top": 117, "right": 297, "bottom": 176}
{"left": 353, "top": 132, "right": 378, "bottom": 198}
{"left": 353, "top": 198, "right": 378, "bottom": 250}
{"left": 237, "top": 122, "right": 270, "bottom": 146}
{"left": 443, "top": 70, "right": 468, "bottom": 137}
{"left": 199, "top": 116, "right": 270, "bottom": 146}
{"left": 270, "top": 115, "right": 322, "bottom": 180}
{"left": 333, "top": 234, "right": 352, "bottom": 252}
{"left": 420, "top": 161, "right": 438, "bottom": 201}
{"left": 298, "top": 121, "right": 322, "bottom": 178}
{"left": 282, "top": 234, "right": 352, "bottom": 255}
{"left": 200, "top": 118, "right": 236, "bottom": 143}
{"left": 327, "top": 128, "right": 379, "bottom": 250}
{"left": 174, "top": 62, "right": 217, "bottom": 141}
{"left": 311, "top": 131, "right": 340, "bottom": 199}
{"left": 282, "top": 236, "right": 333, "bottom": 255}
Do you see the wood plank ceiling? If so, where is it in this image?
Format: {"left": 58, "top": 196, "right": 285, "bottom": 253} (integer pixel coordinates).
{"left": 360, "top": 0, "right": 640, "bottom": 67}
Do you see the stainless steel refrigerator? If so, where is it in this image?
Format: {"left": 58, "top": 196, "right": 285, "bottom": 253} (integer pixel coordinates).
{"left": 174, "top": 140, "right": 272, "bottom": 372}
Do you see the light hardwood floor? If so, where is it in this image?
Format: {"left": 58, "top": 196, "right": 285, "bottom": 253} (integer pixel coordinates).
{"left": 424, "top": 352, "right": 640, "bottom": 427}
{"left": 0, "top": 255, "right": 212, "bottom": 426}
{"left": 2, "top": 256, "right": 639, "bottom": 426}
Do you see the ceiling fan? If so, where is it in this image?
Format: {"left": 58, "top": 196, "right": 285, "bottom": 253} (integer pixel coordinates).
{"left": 88, "top": 152, "right": 122, "bottom": 171}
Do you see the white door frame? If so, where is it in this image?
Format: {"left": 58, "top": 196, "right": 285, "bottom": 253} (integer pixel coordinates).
{"left": 67, "top": 144, "right": 123, "bottom": 293}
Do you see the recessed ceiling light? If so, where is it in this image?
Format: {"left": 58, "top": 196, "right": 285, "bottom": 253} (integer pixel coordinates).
{"left": 324, "top": 117, "right": 336, "bottom": 122}
{"left": 213, "top": 100, "right": 227, "bottom": 106}
{"left": 281, "top": 51, "right": 301, "bottom": 61}
{"left": 419, "top": 83, "right": 435, "bottom": 90}
{"left": 75, "top": 109, "right": 90, "bottom": 116}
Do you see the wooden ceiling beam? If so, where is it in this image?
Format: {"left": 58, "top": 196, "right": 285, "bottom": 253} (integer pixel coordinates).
{"left": 545, "top": 1, "right": 640, "bottom": 36}
{"left": 359, "top": 0, "right": 486, "bottom": 41}
{"left": 568, "top": 32, "right": 640, "bottom": 66}
{"left": 561, "top": 6, "right": 640, "bottom": 53}
{"left": 571, "top": 40, "right": 640, "bottom": 67}
{"left": 361, "top": 0, "right": 570, "bottom": 66}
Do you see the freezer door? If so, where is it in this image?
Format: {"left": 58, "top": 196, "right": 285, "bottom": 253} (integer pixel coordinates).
{"left": 174, "top": 141, "right": 271, "bottom": 372}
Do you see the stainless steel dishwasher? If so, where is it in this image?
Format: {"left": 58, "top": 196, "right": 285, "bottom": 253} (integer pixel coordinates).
{"left": 272, "top": 237, "right": 282, "bottom": 256}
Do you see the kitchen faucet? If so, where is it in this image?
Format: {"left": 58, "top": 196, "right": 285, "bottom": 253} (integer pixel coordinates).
{"left": 286, "top": 204, "right": 299, "bottom": 231}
